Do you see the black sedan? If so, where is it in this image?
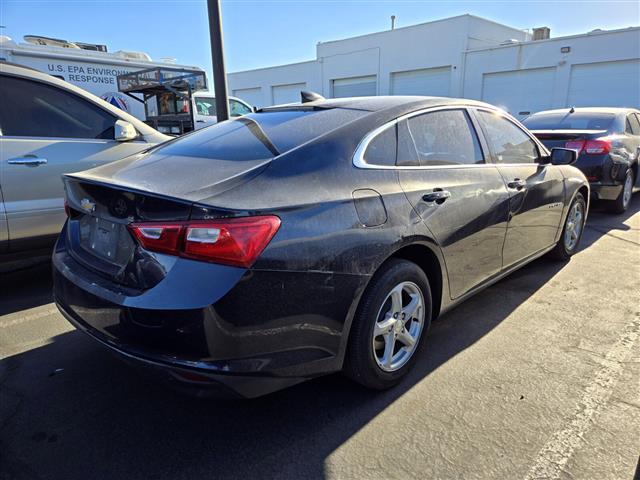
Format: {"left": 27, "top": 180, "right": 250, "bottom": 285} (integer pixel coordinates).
{"left": 53, "top": 95, "right": 589, "bottom": 398}
{"left": 523, "top": 107, "right": 640, "bottom": 213}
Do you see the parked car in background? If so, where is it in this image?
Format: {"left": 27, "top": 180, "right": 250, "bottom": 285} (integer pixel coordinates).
{"left": 524, "top": 107, "right": 640, "bottom": 213}
{"left": 0, "top": 62, "right": 170, "bottom": 259}
{"left": 53, "top": 95, "right": 589, "bottom": 398}
{"left": 193, "top": 92, "right": 253, "bottom": 129}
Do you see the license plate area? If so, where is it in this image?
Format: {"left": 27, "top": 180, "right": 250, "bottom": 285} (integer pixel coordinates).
{"left": 79, "top": 215, "right": 133, "bottom": 267}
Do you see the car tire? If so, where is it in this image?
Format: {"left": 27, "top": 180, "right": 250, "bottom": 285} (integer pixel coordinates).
{"left": 606, "top": 168, "right": 634, "bottom": 214}
{"left": 550, "top": 192, "right": 587, "bottom": 261}
{"left": 344, "top": 258, "right": 432, "bottom": 390}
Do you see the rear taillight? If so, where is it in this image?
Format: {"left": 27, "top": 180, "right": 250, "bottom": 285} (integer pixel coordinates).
{"left": 564, "top": 138, "right": 611, "bottom": 155}
{"left": 129, "top": 216, "right": 281, "bottom": 268}
{"left": 565, "top": 140, "right": 585, "bottom": 152}
{"left": 584, "top": 139, "right": 611, "bottom": 155}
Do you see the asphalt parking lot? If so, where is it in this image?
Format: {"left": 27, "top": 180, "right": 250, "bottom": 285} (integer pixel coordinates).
{"left": 1, "top": 199, "right": 639, "bottom": 480}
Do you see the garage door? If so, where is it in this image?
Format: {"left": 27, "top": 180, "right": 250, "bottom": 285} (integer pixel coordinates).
{"left": 482, "top": 67, "right": 556, "bottom": 119}
{"left": 568, "top": 60, "right": 640, "bottom": 108}
{"left": 232, "top": 87, "right": 263, "bottom": 108}
{"left": 332, "top": 75, "right": 377, "bottom": 98}
{"left": 272, "top": 83, "right": 306, "bottom": 105}
{"left": 391, "top": 67, "right": 451, "bottom": 96}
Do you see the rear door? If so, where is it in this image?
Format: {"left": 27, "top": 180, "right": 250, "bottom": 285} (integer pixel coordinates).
{"left": 0, "top": 74, "right": 150, "bottom": 251}
{"left": 474, "top": 108, "right": 565, "bottom": 268}
{"left": 396, "top": 107, "right": 510, "bottom": 299}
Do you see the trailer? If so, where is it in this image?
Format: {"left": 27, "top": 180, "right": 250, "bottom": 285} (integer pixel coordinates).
{"left": 0, "top": 34, "right": 206, "bottom": 121}
{"left": 117, "top": 67, "right": 207, "bottom": 134}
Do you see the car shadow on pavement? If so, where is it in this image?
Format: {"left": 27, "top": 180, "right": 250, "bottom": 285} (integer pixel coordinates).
{"left": 0, "top": 260, "right": 53, "bottom": 316}
{"left": 1, "top": 197, "right": 638, "bottom": 480}
{"left": 580, "top": 195, "right": 639, "bottom": 249}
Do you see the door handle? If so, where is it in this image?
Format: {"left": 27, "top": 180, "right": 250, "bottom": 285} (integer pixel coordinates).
{"left": 8, "top": 157, "right": 48, "bottom": 166}
{"left": 507, "top": 179, "right": 527, "bottom": 190}
{"left": 422, "top": 190, "right": 451, "bottom": 204}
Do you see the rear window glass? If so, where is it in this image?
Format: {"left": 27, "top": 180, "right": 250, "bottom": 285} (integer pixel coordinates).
{"left": 523, "top": 112, "right": 616, "bottom": 131}
{"left": 156, "top": 108, "right": 366, "bottom": 161}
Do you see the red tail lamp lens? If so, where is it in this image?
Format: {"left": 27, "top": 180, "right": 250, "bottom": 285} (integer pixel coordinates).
{"left": 129, "top": 216, "right": 281, "bottom": 268}
{"left": 565, "top": 138, "right": 611, "bottom": 155}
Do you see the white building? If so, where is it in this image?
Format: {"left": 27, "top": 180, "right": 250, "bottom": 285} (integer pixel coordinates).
{"left": 228, "top": 14, "right": 640, "bottom": 118}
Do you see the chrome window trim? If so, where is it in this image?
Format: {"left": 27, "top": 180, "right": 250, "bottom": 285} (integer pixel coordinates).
{"left": 353, "top": 104, "right": 544, "bottom": 170}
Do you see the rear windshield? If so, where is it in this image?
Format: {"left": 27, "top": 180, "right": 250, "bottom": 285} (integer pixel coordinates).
{"left": 155, "top": 108, "right": 366, "bottom": 161}
{"left": 523, "top": 112, "right": 616, "bottom": 131}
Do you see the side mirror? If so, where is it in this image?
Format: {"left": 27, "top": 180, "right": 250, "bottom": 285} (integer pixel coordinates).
{"left": 251, "top": 106, "right": 258, "bottom": 113}
{"left": 114, "top": 120, "right": 138, "bottom": 142}
{"left": 549, "top": 147, "right": 577, "bottom": 165}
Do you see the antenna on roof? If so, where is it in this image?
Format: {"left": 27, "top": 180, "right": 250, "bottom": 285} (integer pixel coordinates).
{"left": 391, "top": 15, "right": 396, "bottom": 30}
{"left": 569, "top": 106, "right": 575, "bottom": 113}
{"left": 301, "top": 91, "right": 325, "bottom": 103}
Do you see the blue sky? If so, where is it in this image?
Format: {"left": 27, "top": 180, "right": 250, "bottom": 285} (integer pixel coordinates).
{"left": 2, "top": 0, "right": 639, "bottom": 81}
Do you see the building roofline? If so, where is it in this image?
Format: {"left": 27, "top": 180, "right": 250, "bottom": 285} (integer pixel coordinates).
{"left": 228, "top": 58, "right": 317, "bottom": 76}
{"left": 317, "top": 13, "right": 527, "bottom": 47}
{"left": 465, "top": 25, "right": 640, "bottom": 53}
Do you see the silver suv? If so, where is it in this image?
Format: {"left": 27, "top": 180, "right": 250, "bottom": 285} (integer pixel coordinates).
{"left": 0, "top": 63, "right": 170, "bottom": 258}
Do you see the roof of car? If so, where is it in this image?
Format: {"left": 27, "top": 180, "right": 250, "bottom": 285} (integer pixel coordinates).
{"left": 261, "top": 95, "right": 494, "bottom": 113}
{"left": 530, "top": 107, "right": 639, "bottom": 116}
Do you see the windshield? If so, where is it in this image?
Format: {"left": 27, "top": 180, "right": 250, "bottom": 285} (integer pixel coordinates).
{"left": 155, "top": 108, "right": 366, "bottom": 161}
{"left": 523, "top": 112, "right": 616, "bottom": 131}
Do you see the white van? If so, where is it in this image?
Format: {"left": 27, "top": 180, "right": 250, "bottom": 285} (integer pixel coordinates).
{"left": 192, "top": 92, "right": 253, "bottom": 129}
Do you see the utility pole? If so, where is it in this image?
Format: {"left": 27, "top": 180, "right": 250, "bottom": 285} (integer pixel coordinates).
{"left": 207, "top": 0, "right": 229, "bottom": 122}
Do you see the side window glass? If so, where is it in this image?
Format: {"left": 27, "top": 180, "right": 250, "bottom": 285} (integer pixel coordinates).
{"left": 477, "top": 110, "right": 539, "bottom": 164}
{"left": 230, "top": 100, "right": 252, "bottom": 117}
{"left": 0, "top": 75, "right": 116, "bottom": 139}
{"left": 625, "top": 117, "right": 634, "bottom": 134}
{"left": 628, "top": 114, "right": 640, "bottom": 135}
{"left": 405, "top": 110, "right": 484, "bottom": 166}
{"left": 397, "top": 120, "right": 420, "bottom": 166}
{"left": 363, "top": 124, "right": 396, "bottom": 167}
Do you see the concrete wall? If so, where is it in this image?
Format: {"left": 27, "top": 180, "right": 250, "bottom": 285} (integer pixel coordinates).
{"left": 228, "top": 14, "right": 530, "bottom": 105}
{"left": 228, "top": 60, "right": 321, "bottom": 107}
{"left": 227, "top": 15, "right": 639, "bottom": 113}
{"left": 462, "top": 27, "right": 640, "bottom": 109}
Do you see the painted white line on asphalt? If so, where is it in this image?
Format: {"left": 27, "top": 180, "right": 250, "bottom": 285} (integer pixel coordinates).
{"left": 0, "top": 306, "right": 59, "bottom": 328}
{"left": 524, "top": 316, "right": 640, "bottom": 480}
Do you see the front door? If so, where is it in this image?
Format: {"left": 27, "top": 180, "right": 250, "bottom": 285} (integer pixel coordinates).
{"left": 474, "top": 109, "right": 565, "bottom": 268}
{"left": 396, "top": 108, "right": 511, "bottom": 299}
{"left": 0, "top": 74, "right": 149, "bottom": 251}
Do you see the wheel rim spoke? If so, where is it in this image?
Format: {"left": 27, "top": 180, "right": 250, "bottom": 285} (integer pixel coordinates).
{"left": 397, "top": 329, "right": 415, "bottom": 347}
{"left": 403, "top": 294, "right": 421, "bottom": 320}
{"left": 374, "top": 315, "right": 396, "bottom": 337}
{"left": 389, "top": 284, "right": 403, "bottom": 314}
{"left": 382, "top": 333, "right": 395, "bottom": 368}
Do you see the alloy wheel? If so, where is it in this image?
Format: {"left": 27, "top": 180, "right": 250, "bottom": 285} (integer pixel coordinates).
{"left": 372, "top": 281, "right": 425, "bottom": 372}
{"left": 564, "top": 201, "right": 584, "bottom": 251}
{"left": 622, "top": 172, "right": 633, "bottom": 208}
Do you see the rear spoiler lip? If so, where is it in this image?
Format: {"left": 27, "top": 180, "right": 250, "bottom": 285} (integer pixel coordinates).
{"left": 63, "top": 173, "right": 194, "bottom": 207}
{"left": 529, "top": 129, "right": 608, "bottom": 136}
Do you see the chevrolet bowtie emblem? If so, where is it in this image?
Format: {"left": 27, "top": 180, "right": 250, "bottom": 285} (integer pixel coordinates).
{"left": 80, "top": 198, "right": 96, "bottom": 213}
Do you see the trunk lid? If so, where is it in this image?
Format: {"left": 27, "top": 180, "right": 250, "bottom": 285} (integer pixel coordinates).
{"left": 64, "top": 177, "right": 195, "bottom": 290}
{"left": 67, "top": 150, "right": 272, "bottom": 204}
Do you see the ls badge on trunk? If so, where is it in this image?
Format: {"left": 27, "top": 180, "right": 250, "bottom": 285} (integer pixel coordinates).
{"left": 80, "top": 198, "right": 96, "bottom": 213}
